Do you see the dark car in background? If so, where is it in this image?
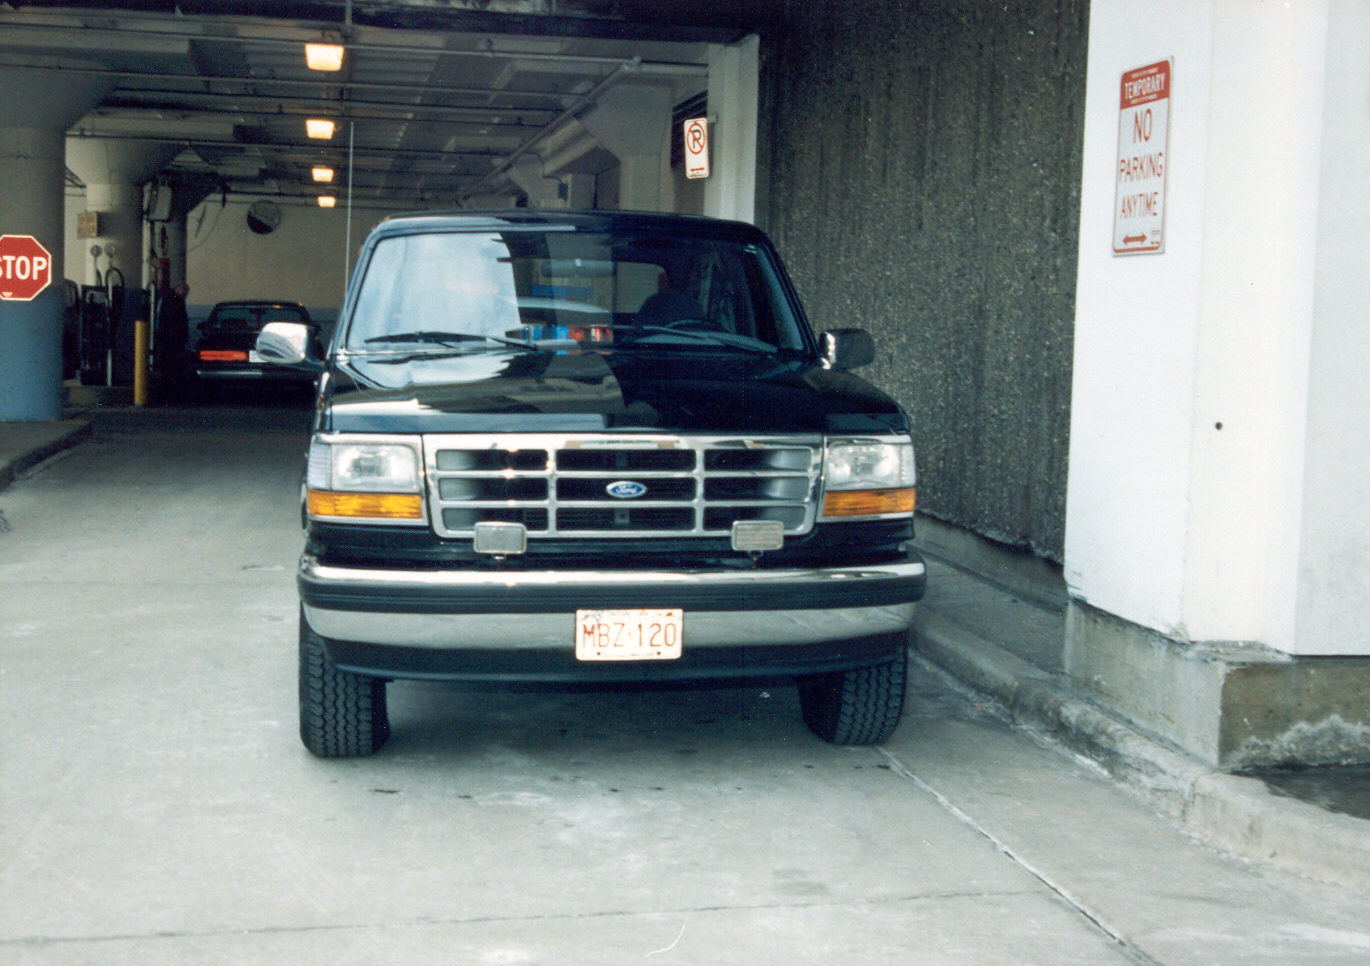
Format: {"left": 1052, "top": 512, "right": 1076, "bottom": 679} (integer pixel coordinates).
{"left": 192, "top": 300, "right": 323, "bottom": 397}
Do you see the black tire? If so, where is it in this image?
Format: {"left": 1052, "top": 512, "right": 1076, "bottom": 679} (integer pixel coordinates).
{"left": 798, "top": 647, "right": 907, "bottom": 745}
{"left": 299, "top": 612, "right": 390, "bottom": 758}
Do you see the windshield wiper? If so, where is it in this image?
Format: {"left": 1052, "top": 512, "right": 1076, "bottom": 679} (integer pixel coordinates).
{"left": 361, "top": 330, "right": 538, "bottom": 351}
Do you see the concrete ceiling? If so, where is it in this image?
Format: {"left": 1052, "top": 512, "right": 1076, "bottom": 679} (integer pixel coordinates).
{"left": 0, "top": 1, "right": 763, "bottom": 207}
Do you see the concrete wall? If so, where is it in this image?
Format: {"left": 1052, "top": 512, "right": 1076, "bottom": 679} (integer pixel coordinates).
{"left": 181, "top": 198, "right": 395, "bottom": 330}
{"left": 756, "top": 0, "right": 1088, "bottom": 561}
{"left": 65, "top": 191, "right": 399, "bottom": 329}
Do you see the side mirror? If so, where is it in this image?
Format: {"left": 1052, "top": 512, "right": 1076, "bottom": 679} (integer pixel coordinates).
{"left": 820, "top": 328, "right": 875, "bottom": 370}
{"left": 255, "top": 321, "right": 311, "bottom": 365}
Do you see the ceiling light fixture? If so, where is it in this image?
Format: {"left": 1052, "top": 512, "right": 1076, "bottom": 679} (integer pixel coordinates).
{"left": 304, "top": 43, "right": 344, "bottom": 72}
{"left": 312, "top": 166, "right": 335, "bottom": 182}
{"left": 317, "top": 195, "right": 337, "bottom": 208}
{"left": 305, "top": 118, "right": 336, "bottom": 140}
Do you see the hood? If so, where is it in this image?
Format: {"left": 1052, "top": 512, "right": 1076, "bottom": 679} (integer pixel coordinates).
{"left": 320, "top": 349, "right": 907, "bottom": 436}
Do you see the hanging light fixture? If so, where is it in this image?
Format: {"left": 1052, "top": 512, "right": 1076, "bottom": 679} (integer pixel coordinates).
{"left": 304, "top": 43, "right": 345, "bottom": 72}
{"left": 312, "top": 167, "right": 335, "bottom": 183}
{"left": 306, "top": 118, "right": 336, "bottom": 140}
{"left": 317, "top": 195, "right": 338, "bottom": 208}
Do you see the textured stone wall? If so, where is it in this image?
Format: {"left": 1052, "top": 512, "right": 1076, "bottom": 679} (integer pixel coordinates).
{"left": 756, "top": 0, "right": 1088, "bottom": 560}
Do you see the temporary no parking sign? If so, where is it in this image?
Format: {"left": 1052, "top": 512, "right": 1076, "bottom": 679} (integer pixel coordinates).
{"left": 1113, "top": 60, "right": 1172, "bottom": 255}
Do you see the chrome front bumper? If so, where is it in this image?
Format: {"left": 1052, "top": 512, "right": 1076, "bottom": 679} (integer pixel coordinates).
{"left": 299, "top": 554, "right": 926, "bottom": 651}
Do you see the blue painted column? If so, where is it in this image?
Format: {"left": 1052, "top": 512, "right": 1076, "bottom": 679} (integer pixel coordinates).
{"left": 0, "top": 66, "right": 108, "bottom": 421}
{"left": 0, "top": 127, "right": 67, "bottom": 421}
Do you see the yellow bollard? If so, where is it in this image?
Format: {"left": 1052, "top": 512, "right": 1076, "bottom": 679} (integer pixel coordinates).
{"left": 133, "top": 319, "right": 149, "bottom": 407}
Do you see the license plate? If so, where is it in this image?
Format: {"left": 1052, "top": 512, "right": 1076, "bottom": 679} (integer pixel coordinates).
{"left": 575, "top": 609, "right": 683, "bottom": 661}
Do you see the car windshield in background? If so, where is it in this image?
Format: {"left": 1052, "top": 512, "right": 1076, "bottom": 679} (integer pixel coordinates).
{"left": 211, "top": 304, "right": 309, "bottom": 331}
{"left": 344, "top": 229, "right": 809, "bottom": 355}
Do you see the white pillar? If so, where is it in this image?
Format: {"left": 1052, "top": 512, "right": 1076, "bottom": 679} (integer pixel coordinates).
{"left": 580, "top": 83, "right": 673, "bottom": 212}
{"left": 67, "top": 139, "right": 178, "bottom": 289}
{"left": 704, "top": 35, "right": 759, "bottom": 223}
{"left": 1291, "top": 2, "right": 1370, "bottom": 657}
{"left": 507, "top": 156, "right": 564, "bottom": 208}
{"left": 1067, "top": 0, "right": 1370, "bottom": 657}
{"left": 1064, "top": 0, "right": 1370, "bottom": 764}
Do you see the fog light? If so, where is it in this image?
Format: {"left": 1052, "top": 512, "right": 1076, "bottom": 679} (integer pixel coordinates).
{"left": 731, "top": 520, "right": 784, "bottom": 552}
{"left": 473, "top": 521, "right": 527, "bottom": 556}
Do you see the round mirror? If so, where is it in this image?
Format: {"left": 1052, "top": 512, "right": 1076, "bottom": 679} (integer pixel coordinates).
{"left": 247, "top": 201, "right": 282, "bottom": 235}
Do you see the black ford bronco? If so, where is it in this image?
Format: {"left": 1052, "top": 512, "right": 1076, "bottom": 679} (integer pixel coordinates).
{"left": 257, "top": 210, "right": 926, "bottom": 757}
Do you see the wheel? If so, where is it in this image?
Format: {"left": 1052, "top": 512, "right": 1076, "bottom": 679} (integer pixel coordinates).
{"left": 298, "top": 611, "right": 390, "bottom": 758}
{"left": 798, "top": 646, "right": 907, "bottom": 745}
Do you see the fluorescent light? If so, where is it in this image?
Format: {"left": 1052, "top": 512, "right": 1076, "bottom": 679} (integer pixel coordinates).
{"left": 305, "top": 43, "right": 344, "bottom": 72}
{"left": 305, "top": 118, "right": 336, "bottom": 140}
{"left": 312, "top": 167, "right": 335, "bottom": 183}
{"left": 317, "top": 195, "right": 337, "bottom": 208}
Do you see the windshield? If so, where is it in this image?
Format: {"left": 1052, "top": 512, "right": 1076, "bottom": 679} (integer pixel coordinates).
{"left": 343, "top": 228, "right": 810, "bottom": 355}
{"left": 209, "top": 304, "right": 308, "bottom": 332}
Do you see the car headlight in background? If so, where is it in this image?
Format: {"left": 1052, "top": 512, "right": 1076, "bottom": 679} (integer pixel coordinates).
{"left": 819, "top": 437, "right": 917, "bottom": 520}
{"left": 305, "top": 436, "right": 425, "bottom": 523}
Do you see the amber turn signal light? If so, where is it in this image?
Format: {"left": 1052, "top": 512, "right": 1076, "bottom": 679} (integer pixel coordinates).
{"left": 821, "top": 487, "right": 916, "bottom": 518}
{"left": 307, "top": 489, "right": 424, "bottom": 520}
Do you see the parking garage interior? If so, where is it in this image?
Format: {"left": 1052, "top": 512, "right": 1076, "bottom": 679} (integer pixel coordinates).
{"left": 2, "top": 0, "right": 1369, "bottom": 774}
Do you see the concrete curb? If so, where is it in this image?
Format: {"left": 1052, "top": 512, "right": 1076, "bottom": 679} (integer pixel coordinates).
{"left": 913, "top": 607, "right": 1370, "bottom": 892}
{"left": 0, "top": 420, "right": 90, "bottom": 492}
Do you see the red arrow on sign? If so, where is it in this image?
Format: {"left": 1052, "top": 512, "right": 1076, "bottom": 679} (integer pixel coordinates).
{"left": 0, "top": 234, "right": 54, "bottom": 302}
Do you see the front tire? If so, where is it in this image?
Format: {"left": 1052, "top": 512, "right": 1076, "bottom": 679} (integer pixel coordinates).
{"left": 798, "top": 646, "right": 907, "bottom": 745}
{"left": 299, "top": 612, "right": 390, "bottom": 758}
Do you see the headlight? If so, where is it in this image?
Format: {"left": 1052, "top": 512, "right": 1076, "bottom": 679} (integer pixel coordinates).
{"left": 820, "top": 438, "right": 916, "bottom": 520}
{"left": 306, "top": 436, "right": 425, "bottom": 523}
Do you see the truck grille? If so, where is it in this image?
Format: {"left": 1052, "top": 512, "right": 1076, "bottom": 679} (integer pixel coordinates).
{"left": 424, "top": 433, "right": 821, "bottom": 539}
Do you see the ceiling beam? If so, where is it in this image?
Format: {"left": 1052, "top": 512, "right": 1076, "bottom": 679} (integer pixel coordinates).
{"left": 98, "top": 90, "right": 559, "bottom": 125}
{"left": 67, "top": 131, "right": 505, "bottom": 164}
{"left": 1, "top": 63, "right": 586, "bottom": 105}
{"left": 0, "top": 17, "right": 708, "bottom": 74}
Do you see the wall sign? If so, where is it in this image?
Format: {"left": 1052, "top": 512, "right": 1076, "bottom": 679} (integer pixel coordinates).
{"left": 683, "top": 117, "right": 709, "bottom": 180}
{"left": 1113, "top": 59, "right": 1172, "bottom": 255}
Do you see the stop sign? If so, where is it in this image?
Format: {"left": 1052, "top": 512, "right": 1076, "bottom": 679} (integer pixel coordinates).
{"left": 0, "top": 234, "right": 53, "bottom": 302}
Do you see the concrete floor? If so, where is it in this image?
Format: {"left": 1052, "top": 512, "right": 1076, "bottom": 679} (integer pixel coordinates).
{"left": 2, "top": 404, "right": 1369, "bottom": 964}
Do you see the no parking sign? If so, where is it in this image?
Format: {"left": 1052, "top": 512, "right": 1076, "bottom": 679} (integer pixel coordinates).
{"left": 683, "top": 117, "right": 709, "bottom": 180}
{"left": 1113, "top": 60, "right": 1172, "bottom": 255}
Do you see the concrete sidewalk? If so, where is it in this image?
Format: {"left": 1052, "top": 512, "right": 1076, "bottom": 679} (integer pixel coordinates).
{"left": 911, "top": 537, "right": 1370, "bottom": 893}
{"left": 3, "top": 413, "right": 1367, "bottom": 895}
{"left": 0, "top": 419, "right": 89, "bottom": 493}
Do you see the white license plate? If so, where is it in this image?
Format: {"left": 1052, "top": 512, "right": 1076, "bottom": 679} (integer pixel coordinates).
{"left": 575, "top": 609, "right": 683, "bottom": 661}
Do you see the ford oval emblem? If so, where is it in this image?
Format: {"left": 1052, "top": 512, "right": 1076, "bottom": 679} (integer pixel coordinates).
{"left": 606, "top": 480, "right": 648, "bottom": 499}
